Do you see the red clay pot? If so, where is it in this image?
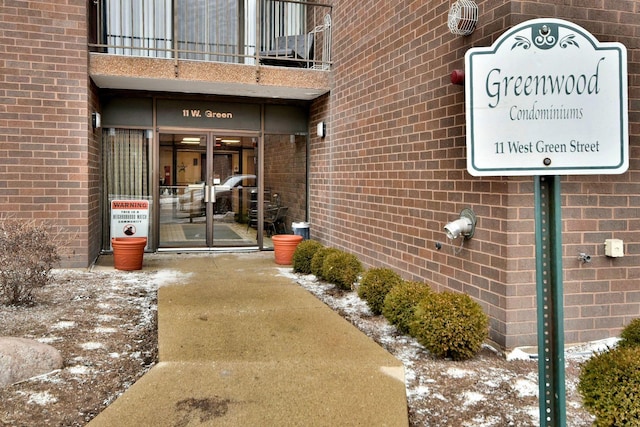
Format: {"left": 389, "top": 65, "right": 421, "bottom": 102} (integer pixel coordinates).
{"left": 272, "top": 234, "right": 303, "bottom": 265}
{"left": 111, "top": 237, "right": 147, "bottom": 271}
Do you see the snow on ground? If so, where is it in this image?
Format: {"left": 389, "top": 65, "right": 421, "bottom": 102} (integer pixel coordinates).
{"left": 278, "top": 267, "right": 601, "bottom": 426}
{"left": 1, "top": 259, "right": 602, "bottom": 426}
{"left": 0, "top": 265, "right": 183, "bottom": 426}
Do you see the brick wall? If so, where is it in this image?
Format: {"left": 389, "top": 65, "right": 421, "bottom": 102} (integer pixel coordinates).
{"left": 0, "top": 1, "right": 95, "bottom": 267}
{"left": 264, "top": 134, "right": 307, "bottom": 231}
{"left": 310, "top": 0, "right": 640, "bottom": 348}
{"left": 88, "top": 81, "right": 103, "bottom": 263}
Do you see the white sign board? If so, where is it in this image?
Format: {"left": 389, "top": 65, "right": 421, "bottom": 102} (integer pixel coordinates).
{"left": 110, "top": 200, "right": 149, "bottom": 246}
{"left": 465, "top": 19, "right": 628, "bottom": 176}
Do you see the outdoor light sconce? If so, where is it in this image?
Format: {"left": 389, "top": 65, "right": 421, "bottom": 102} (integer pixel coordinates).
{"left": 317, "top": 121, "right": 326, "bottom": 138}
{"left": 447, "top": 0, "right": 478, "bottom": 36}
{"left": 91, "top": 112, "right": 101, "bottom": 129}
{"left": 444, "top": 208, "right": 477, "bottom": 240}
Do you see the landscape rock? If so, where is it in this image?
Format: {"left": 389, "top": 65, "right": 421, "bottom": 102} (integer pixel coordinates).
{"left": 0, "top": 337, "right": 63, "bottom": 387}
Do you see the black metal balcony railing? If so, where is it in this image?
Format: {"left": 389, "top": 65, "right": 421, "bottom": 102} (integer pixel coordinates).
{"left": 89, "top": 0, "right": 332, "bottom": 70}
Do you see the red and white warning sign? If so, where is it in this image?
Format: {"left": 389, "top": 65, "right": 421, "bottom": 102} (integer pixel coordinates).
{"left": 110, "top": 200, "right": 149, "bottom": 240}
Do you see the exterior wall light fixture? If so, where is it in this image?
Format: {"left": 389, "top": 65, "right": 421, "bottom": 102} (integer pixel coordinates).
{"left": 92, "top": 112, "right": 101, "bottom": 129}
{"left": 444, "top": 208, "right": 477, "bottom": 240}
{"left": 447, "top": 0, "right": 478, "bottom": 36}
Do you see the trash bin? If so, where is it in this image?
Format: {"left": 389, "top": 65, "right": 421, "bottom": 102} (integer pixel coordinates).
{"left": 291, "top": 222, "right": 310, "bottom": 240}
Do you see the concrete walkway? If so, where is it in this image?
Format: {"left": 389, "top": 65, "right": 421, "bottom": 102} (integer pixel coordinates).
{"left": 88, "top": 252, "right": 408, "bottom": 426}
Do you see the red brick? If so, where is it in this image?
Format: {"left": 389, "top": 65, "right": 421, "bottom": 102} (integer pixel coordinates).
{"left": 310, "top": 0, "right": 640, "bottom": 348}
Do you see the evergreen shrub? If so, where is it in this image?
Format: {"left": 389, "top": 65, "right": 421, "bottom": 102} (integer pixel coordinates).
{"left": 382, "top": 281, "right": 432, "bottom": 334}
{"left": 321, "top": 251, "right": 363, "bottom": 290}
{"left": 410, "top": 291, "right": 489, "bottom": 361}
{"left": 310, "top": 247, "right": 340, "bottom": 280}
{"left": 578, "top": 346, "right": 640, "bottom": 426}
{"left": 292, "top": 240, "right": 323, "bottom": 274}
{"left": 619, "top": 317, "right": 640, "bottom": 349}
{"left": 357, "top": 268, "right": 403, "bottom": 315}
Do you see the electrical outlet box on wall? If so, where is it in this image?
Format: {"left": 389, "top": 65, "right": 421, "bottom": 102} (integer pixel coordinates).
{"left": 604, "top": 239, "right": 624, "bottom": 257}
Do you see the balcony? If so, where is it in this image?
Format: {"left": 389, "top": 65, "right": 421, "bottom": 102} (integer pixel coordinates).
{"left": 88, "top": 0, "right": 332, "bottom": 100}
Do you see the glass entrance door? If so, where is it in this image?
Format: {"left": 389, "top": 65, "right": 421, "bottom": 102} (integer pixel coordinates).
{"left": 158, "top": 132, "right": 258, "bottom": 249}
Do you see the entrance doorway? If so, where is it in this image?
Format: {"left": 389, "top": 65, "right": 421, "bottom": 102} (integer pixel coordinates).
{"left": 158, "top": 132, "right": 259, "bottom": 249}
{"left": 99, "top": 99, "right": 310, "bottom": 254}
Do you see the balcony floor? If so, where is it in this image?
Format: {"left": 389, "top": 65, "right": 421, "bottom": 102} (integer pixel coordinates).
{"left": 90, "top": 53, "right": 330, "bottom": 100}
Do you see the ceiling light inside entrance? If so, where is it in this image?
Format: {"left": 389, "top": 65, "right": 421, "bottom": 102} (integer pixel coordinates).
{"left": 181, "top": 137, "right": 201, "bottom": 144}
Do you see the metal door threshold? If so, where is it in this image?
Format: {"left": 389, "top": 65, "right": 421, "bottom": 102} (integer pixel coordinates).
{"left": 156, "top": 246, "right": 261, "bottom": 253}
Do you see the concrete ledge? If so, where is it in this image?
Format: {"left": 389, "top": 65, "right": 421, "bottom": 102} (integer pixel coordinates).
{"left": 89, "top": 54, "right": 330, "bottom": 100}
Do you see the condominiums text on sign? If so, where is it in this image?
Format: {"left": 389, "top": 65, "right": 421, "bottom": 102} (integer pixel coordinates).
{"left": 465, "top": 19, "right": 628, "bottom": 176}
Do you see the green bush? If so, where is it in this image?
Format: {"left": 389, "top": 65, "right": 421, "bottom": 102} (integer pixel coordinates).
{"left": 578, "top": 346, "right": 640, "bottom": 426}
{"left": 410, "top": 291, "right": 488, "bottom": 361}
{"left": 321, "top": 251, "right": 363, "bottom": 290}
{"left": 310, "top": 247, "right": 341, "bottom": 280}
{"left": 382, "top": 281, "right": 432, "bottom": 334}
{"left": 619, "top": 318, "right": 640, "bottom": 349}
{"left": 292, "top": 240, "right": 323, "bottom": 274}
{"left": 357, "top": 268, "right": 403, "bottom": 315}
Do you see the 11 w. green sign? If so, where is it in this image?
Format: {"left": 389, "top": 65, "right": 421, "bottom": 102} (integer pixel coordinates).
{"left": 465, "top": 18, "right": 628, "bottom": 176}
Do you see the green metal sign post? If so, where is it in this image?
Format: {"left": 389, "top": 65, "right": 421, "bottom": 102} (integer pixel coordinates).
{"left": 534, "top": 175, "right": 566, "bottom": 427}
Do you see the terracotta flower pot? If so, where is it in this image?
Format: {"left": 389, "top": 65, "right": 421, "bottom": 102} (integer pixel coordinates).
{"left": 272, "top": 234, "right": 303, "bottom": 265}
{"left": 111, "top": 237, "right": 147, "bottom": 271}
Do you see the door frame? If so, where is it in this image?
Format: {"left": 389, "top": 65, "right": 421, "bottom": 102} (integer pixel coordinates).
{"left": 154, "top": 128, "right": 263, "bottom": 251}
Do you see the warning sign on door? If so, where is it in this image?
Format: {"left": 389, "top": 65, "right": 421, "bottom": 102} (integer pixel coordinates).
{"left": 110, "top": 200, "right": 149, "bottom": 241}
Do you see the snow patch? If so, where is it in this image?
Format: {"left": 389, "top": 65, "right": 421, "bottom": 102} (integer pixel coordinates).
{"left": 152, "top": 269, "right": 189, "bottom": 287}
{"left": 94, "top": 327, "right": 118, "bottom": 333}
{"left": 566, "top": 337, "right": 620, "bottom": 359}
{"left": 514, "top": 378, "right": 538, "bottom": 398}
{"left": 432, "top": 393, "right": 447, "bottom": 401}
{"left": 482, "top": 379, "right": 500, "bottom": 388}
{"left": 37, "top": 336, "right": 61, "bottom": 344}
{"left": 67, "top": 365, "right": 91, "bottom": 375}
{"left": 407, "top": 385, "right": 430, "bottom": 398}
{"left": 507, "top": 337, "right": 621, "bottom": 362}
{"left": 462, "top": 391, "right": 485, "bottom": 407}
{"left": 28, "top": 391, "right": 57, "bottom": 405}
{"left": 525, "top": 406, "right": 540, "bottom": 424}
{"left": 506, "top": 347, "right": 534, "bottom": 361}
{"left": 80, "top": 342, "right": 104, "bottom": 350}
{"left": 446, "top": 367, "right": 473, "bottom": 378}
{"left": 52, "top": 321, "right": 75, "bottom": 330}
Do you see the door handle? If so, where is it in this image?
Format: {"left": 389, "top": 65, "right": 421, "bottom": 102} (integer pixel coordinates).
{"left": 204, "top": 184, "right": 216, "bottom": 204}
{"left": 204, "top": 184, "right": 210, "bottom": 203}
